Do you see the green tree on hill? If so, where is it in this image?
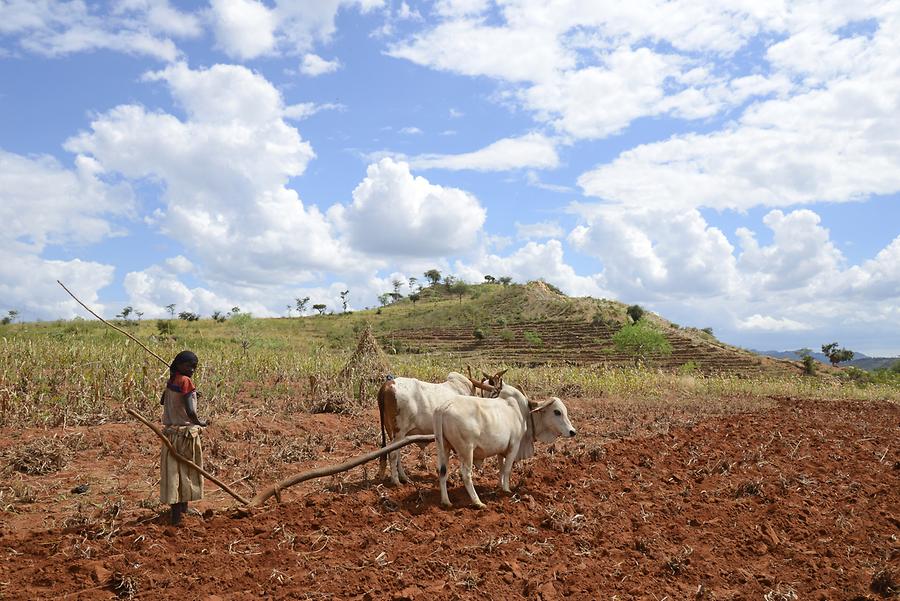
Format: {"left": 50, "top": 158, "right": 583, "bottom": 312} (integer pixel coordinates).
{"left": 798, "top": 348, "right": 816, "bottom": 375}
{"left": 449, "top": 280, "right": 469, "bottom": 303}
{"left": 821, "top": 342, "right": 854, "bottom": 367}
{"left": 424, "top": 269, "right": 441, "bottom": 287}
{"left": 295, "top": 296, "right": 310, "bottom": 315}
{"left": 612, "top": 322, "right": 672, "bottom": 367}
{"left": 626, "top": 304, "right": 645, "bottom": 324}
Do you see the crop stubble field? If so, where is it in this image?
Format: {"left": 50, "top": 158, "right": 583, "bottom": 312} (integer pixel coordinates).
{"left": 1, "top": 313, "right": 899, "bottom": 600}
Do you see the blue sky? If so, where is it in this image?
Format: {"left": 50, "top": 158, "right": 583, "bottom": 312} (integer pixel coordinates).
{"left": 1, "top": 0, "right": 898, "bottom": 356}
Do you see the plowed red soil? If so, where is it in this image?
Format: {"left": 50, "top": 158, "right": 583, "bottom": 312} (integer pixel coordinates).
{"left": 1, "top": 396, "right": 898, "bottom": 600}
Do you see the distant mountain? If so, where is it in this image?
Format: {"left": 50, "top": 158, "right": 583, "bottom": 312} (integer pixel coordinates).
{"left": 847, "top": 357, "right": 900, "bottom": 371}
{"left": 752, "top": 349, "right": 898, "bottom": 371}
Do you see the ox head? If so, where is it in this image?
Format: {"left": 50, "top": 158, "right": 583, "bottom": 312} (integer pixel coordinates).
{"left": 529, "top": 397, "right": 576, "bottom": 442}
{"left": 480, "top": 368, "right": 506, "bottom": 398}
{"left": 466, "top": 365, "right": 505, "bottom": 398}
{"left": 482, "top": 368, "right": 507, "bottom": 388}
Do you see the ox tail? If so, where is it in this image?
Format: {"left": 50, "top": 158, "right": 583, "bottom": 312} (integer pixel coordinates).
{"left": 434, "top": 407, "right": 448, "bottom": 479}
{"left": 376, "top": 378, "right": 395, "bottom": 480}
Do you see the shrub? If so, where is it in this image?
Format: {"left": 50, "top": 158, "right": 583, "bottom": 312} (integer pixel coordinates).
{"left": 678, "top": 360, "right": 700, "bottom": 374}
{"left": 798, "top": 348, "right": 816, "bottom": 375}
{"left": 473, "top": 327, "right": 487, "bottom": 340}
{"left": 626, "top": 304, "right": 645, "bottom": 324}
{"left": 500, "top": 328, "right": 514, "bottom": 342}
{"left": 612, "top": 322, "right": 672, "bottom": 366}
{"left": 841, "top": 366, "right": 872, "bottom": 385}
{"left": 156, "top": 320, "right": 174, "bottom": 336}
{"left": 523, "top": 330, "right": 543, "bottom": 346}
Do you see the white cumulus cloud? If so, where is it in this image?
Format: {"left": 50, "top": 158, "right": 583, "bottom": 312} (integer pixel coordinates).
{"left": 300, "top": 53, "right": 341, "bottom": 76}
{"left": 333, "top": 157, "right": 486, "bottom": 257}
{"left": 408, "top": 133, "right": 559, "bottom": 171}
{"left": 65, "top": 62, "right": 365, "bottom": 286}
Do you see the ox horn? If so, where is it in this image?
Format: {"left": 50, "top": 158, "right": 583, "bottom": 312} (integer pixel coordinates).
{"left": 529, "top": 398, "right": 555, "bottom": 413}
{"left": 469, "top": 377, "right": 497, "bottom": 393}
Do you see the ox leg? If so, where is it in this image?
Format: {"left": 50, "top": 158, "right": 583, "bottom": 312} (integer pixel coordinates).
{"left": 392, "top": 431, "right": 409, "bottom": 484}
{"left": 377, "top": 454, "right": 387, "bottom": 481}
{"left": 460, "top": 447, "right": 484, "bottom": 508}
{"left": 499, "top": 450, "right": 517, "bottom": 493}
{"left": 498, "top": 440, "right": 520, "bottom": 493}
{"left": 413, "top": 442, "right": 432, "bottom": 474}
{"left": 437, "top": 442, "right": 452, "bottom": 507}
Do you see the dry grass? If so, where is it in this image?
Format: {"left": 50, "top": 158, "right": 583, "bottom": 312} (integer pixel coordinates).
{"left": 3, "top": 436, "right": 71, "bottom": 475}
{"left": 0, "top": 318, "right": 897, "bottom": 429}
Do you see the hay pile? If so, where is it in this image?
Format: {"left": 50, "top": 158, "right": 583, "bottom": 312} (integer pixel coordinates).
{"left": 313, "top": 325, "right": 391, "bottom": 414}
{"left": 339, "top": 325, "right": 392, "bottom": 385}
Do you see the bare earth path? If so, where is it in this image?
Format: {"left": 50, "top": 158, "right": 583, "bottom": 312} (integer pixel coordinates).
{"left": 1, "top": 397, "right": 898, "bottom": 600}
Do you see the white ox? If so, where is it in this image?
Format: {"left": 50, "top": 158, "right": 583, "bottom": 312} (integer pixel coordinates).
{"left": 377, "top": 372, "right": 497, "bottom": 485}
{"left": 433, "top": 386, "right": 576, "bottom": 508}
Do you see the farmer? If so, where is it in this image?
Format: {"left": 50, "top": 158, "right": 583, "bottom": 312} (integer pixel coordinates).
{"left": 160, "top": 350, "right": 209, "bottom": 525}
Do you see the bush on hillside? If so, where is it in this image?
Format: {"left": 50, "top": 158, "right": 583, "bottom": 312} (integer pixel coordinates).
{"left": 798, "top": 348, "right": 816, "bottom": 375}
{"left": 626, "top": 304, "right": 645, "bottom": 324}
{"left": 156, "top": 320, "right": 174, "bottom": 336}
{"left": 523, "top": 330, "right": 543, "bottom": 347}
{"left": 612, "top": 322, "right": 672, "bottom": 366}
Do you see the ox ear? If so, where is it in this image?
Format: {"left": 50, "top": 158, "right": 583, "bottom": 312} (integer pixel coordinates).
{"left": 529, "top": 398, "right": 555, "bottom": 413}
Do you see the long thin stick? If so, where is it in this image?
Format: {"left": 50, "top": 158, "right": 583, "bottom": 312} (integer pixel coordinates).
{"left": 57, "top": 280, "right": 248, "bottom": 505}
{"left": 57, "top": 280, "right": 169, "bottom": 367}
{"left": 126, "top": 408, "right": 250, "bottom": 506}
{"left": 249, "top": 434, "right": 435, "bottom": 508}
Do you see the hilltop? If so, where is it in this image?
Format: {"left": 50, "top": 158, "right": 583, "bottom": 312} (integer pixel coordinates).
{"left": 3, "top": 281, "right": 800, "bottom": 379}
{"left": 296, "top": 281, "right": 799, "bottom": 377}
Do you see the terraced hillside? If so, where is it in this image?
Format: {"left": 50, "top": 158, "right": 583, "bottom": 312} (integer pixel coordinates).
{"left": 383, "top": 319, "right": 796, "bottom": 376}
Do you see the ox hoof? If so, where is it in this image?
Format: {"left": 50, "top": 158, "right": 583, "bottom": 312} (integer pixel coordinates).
{"left": 441, "top": 501, "right": 453, "bottom": 509}
{"left": 473, "top": 502, "right": 486, "bottom": 510}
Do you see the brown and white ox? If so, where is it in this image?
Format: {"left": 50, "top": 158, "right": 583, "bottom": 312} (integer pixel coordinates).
{"left": 377, "top": 372, "right": 499, "bottom": 485}
{"left": 433, "top": 385, "right": 576, "bottom": 508}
